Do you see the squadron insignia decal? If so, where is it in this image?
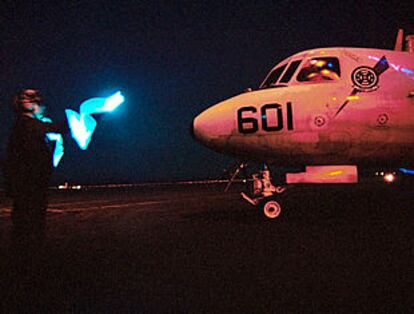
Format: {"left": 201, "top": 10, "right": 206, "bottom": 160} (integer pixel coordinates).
{"left": 352, "top": 66, "right": 379, "bottom": 91}
{"left": 334, "top": 56, "right": 390, "bottom": 117}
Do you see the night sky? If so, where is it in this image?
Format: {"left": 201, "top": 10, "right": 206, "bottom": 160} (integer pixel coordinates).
{"left": 1, "top": 1, "right": 413, "bottom": 184}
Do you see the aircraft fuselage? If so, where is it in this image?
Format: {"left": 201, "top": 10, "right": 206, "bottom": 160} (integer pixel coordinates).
{"left": 193, "top": 48, "right": 414, "bottom": 168}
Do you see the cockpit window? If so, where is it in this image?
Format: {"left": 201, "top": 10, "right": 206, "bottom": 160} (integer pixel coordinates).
{"left": 279, "top": 60, "right": 302, "bottom": 83}
{"left": 261, "top": 64, "right": 287, "bottom": 89}
{"left": 297, "top": 57, "right": 340, "bottom": 82}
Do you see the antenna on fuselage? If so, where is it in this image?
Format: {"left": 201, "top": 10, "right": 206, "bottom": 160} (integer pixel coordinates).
{"left": 394, "top": 29, "right": 404, "bottom": 51}
{"left": 406, "top": 35, "right": 414, "bottom": 53}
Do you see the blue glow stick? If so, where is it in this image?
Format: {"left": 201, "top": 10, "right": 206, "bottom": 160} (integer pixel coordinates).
{"left": 98, "top": 91, "right": 125, "bottom": 112}
{"left": 46, "top": 133, "right": 64, "bottom": 167}
{"left": 80, "top": 91, "right": 125, "bottom": 114}
{"left": 65, "top": 110, "right": 97, "bottom": 150}
{"left": 40, "top": 116, "right": 65, "bottom": 167}
{"left": 67, "top": 91, "right": 124, "bottom": 150}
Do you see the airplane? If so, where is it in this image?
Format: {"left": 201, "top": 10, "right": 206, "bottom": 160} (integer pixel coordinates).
{"left": 192, "top": 29, "right": 414, "bottom": 219}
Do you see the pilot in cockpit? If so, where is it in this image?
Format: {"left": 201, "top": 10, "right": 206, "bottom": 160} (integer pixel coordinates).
{"left": 297, "top": 58, "right": 340, "bottom": 82}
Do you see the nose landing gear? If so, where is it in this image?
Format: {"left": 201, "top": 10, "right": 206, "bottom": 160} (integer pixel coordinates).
{"left": 241, "top": 167, "right": 288, "bottom": 219}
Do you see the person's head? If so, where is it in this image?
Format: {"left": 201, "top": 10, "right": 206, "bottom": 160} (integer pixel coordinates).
{"left": 13, "top": 89, "right": 45, "bottom": 118}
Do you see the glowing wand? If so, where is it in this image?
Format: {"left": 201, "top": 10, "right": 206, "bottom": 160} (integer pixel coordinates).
{"left": 40, "top": 116, "right": 65, "bottom": 167}
{"left": 66, "top": 91, "right": 125, "bottom": 150}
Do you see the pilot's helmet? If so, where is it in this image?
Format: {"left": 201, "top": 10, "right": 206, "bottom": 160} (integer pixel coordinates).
{"left": 13, "top": 89, "right": 44, "bottom": 113}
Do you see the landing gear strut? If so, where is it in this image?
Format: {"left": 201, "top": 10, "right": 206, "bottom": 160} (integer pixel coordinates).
{"left": 241, "top": 167, "right": 288, "bottom": 219}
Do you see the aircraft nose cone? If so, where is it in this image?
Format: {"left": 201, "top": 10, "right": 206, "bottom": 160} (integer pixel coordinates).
{"left": 192, "top": 114, "right": 206, "bottom": 143}
{"left": 192, "top": 109, "right": 220, "bottom": 145}
{"left": 192, "top": 101, "right": 234, "bottom": 148}
{"left": 189, "top": 118, "right": 196, "bottom": 140}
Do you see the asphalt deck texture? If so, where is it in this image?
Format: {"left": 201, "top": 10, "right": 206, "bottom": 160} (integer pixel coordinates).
{"left": 0, "top": 183, "right": 412, "bottom": 312}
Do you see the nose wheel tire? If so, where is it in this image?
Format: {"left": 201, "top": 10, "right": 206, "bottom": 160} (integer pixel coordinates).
{"left": 261, "top": 197, "right": 282, "bottom": 219}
